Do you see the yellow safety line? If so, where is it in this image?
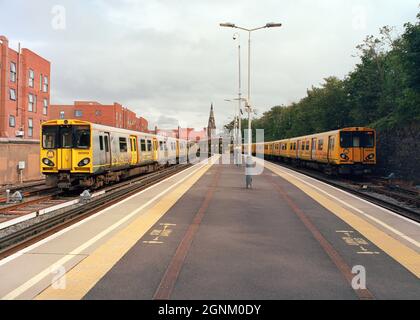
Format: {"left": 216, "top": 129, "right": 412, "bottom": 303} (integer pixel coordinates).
{"left": 35, "top": 161, "right": 214, "bottom": 300}
{"left": 265, "top": 162, "right": 420, "bottom": 278}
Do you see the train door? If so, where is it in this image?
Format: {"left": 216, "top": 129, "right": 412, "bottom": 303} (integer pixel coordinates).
{"left": 352, "top": 134, "right": 362, "bottom": 163}
{"left": 296, "top": 140, "right": 301, "bottom": 159}
{"left": 311, "top": 138, "right": 317, "bottom": 160}
{"left": 153, "top": 138, "right": 158, "bottom": 161}
{"left": 130, "top": 136, "right": 138, "bottom": 165}
{"left": 327, "top": 135, "right": 334, "bottom": 163}
{"left": 104, "top": 133, "right": 111, "bottom": 167}
{"left": 60, "top": 126, "right": 73, "bottom": 170}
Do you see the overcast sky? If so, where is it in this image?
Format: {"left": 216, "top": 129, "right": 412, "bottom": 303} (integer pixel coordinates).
{"left": 1, "top": 0, "right": 418, "bottom": 130}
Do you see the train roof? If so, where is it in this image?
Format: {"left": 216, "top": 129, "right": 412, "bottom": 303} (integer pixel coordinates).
{"left": 255, "top": 127, "right": 375, "bottom": 144}
{"left": 41, "top": 119, "right": 188, "bottom": 142}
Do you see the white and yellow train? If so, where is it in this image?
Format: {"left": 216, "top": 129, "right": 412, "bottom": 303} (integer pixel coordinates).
{"left": 41, "top": 119, "right": 197, "bottom": 189}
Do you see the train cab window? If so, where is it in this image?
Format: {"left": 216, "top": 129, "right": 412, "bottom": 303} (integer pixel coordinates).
{"left": 61, "top": 127, "right": 73, "bottom": 148}
{"left": 140, "top": 139, "right": 146, "bottom": 152}
{"left": 119, "top": 137, "right": 128, "bottom": 152}
{"left": 147, "top": 140, "right": 152, "bottom": 151}
{"left": 318, "top": 139, "right": 324, "bottom": 151}
{"left": 340, "top": 132, "right": 352, "bottom": 148}
{"left": 99, "top": 136, "right": 104, "bottom": 151}
{"left": 340, "top": 131, "right": 375, "bottom": 148}
{"left": 74, "top": 126, "right": 90, "bottom": 149}
{"left": 361, "top": 132, "right": 375, "bottom": 148}
{"left": 42, "top": 126, "right": 58, "bottom": 149}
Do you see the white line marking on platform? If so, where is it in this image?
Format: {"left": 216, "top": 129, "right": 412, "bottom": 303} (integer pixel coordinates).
{"left": 1, "top": 160, "right": 211, "bottom": 300}
{"left": 0, "top": 161, "right": 207, "bottom": 269}
{"left": 265, "top": 161, "right": 420, "bottom": 248}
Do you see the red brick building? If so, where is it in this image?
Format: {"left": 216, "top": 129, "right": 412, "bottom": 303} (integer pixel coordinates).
{"left": 0, "top": 35, "right": 51, "bottom": 140}
{"left": 154, "top": 127, "right": 207, "bottom": 142}
{"left": 49, "top": 101, "right": 149, "bottom": 133}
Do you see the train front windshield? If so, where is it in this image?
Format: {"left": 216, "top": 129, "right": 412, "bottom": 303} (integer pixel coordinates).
{"left": 340, "top": 131, "right": 375, "bottom": 148}
{"left": 42, "top": 125, "right": 91, "bottom": 149}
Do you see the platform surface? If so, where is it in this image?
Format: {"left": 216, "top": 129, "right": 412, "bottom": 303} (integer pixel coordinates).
{"left": 43, "top": 159, "right": 420, "bottom": 300}
{"left": 1, "top": 158, "right": 419, "bottom": 300}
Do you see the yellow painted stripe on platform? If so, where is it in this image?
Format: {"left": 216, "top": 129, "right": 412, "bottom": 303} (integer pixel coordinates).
{"left": 35, "top": 161, "right": 214, "bottom": 300}
{"left": 265, "top": 162, "right": 420, "bottom": 278}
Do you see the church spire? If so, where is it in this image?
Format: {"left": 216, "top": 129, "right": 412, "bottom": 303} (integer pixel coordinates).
{"left": 207, "top": 103, "right": 216, "bottom": 139}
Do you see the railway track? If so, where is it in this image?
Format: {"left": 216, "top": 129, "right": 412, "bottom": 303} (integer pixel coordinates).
{"left": 267, "top": 160, "right": 420, "bottom": 223}
{"left": 0, "top": 164, "right": 190, "bottom": 257}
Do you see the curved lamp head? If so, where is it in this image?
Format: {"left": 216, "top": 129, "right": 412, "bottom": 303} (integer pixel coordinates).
{"left": 220, "top": 22, "right": 236, "bottom": 28}
{"left": 265, "top": 22, "right": 282, "bottom": 28}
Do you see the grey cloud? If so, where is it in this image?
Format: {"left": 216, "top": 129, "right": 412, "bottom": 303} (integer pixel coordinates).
{"left": 1, "top": 0, "right": 418, "bottom": 130}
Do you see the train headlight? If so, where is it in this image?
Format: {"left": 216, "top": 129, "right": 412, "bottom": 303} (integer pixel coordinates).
{"left": 42, "top": 158, "right": 55, "bottom": 167}
{"left": 78, "top": 158, "right": 91, "bottom": 167}
{"left": 366, "top": 153, "right": 375, "bottom": 160}
{"left": 340, "top": 153, "right": 349, "bottom": 161}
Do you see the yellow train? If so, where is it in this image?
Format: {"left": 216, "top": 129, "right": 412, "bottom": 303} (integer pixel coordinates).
{"left": 41, "top": 119, "right": 197, "bottom": 189}
{"left": 249, "top": 127, "right": 376, "bottom": 175}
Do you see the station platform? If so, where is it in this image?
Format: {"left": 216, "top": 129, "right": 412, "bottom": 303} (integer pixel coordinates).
{"left": 0, "top": 156, "right": 419, "bottom": 300}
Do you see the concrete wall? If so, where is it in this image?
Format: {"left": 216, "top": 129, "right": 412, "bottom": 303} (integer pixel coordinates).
{"left": 0, "top": 139, "right": 43, "bottom": 185}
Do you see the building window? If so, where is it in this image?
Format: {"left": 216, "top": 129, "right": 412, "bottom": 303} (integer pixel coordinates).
{"left": 60, "top": 111, "right": 65, "bottom": 119}
{"left": 74, "top": 110, "right": 83, "bottom": 117}
{"left": 43, "top": 76, "right": 49, "bottom": 92}
{"left": 9, "top": 89, "right": 16, "bottom": 101}
{"left": 28, "top": 94, "right": 35, "bottom": 112}
{"left": 28, "top": 119, "right": 33, "bottom": 137}
{"left": 29, "top": 69, "right": 35, "bottom": 87}
{"left": 43, "top": 99, "right": 48, "bottom": 115}
{"left": 10, "top": 62, "right": 17, "bottom": 82}
{"left": 95, "top": 110, "right": 101, "bottom": 116}
{"left": 40, "top": 74, "right": 43, "bottom": 91}
{"left": 9, "top": 115, "right": 15, "bottom": 127}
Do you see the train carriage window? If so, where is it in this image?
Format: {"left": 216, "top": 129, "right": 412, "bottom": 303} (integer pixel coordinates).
{"left": 306, "top": 141, "right": 310, "bottom": 151}
{"left": 318, "top": 139, "right": 324, "bottom": 151}
{"left": 140, "top": 139, "right": 146, "bottom": 152}
{"left": 147, "top": 140, "right": 152, "bottom": 152}
{"left": 159, "top": 141, "right": 164, "bottom": 151}
{"left": 119, "top": 137, "right": 128, "bottom": 152}
{"left": 99, "top": 136, "right": 104, "bottom": 151}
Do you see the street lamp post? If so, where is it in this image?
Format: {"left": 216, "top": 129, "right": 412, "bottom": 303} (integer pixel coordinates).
{"left": 220, "top": 22, "right": 282, "bottom": 156}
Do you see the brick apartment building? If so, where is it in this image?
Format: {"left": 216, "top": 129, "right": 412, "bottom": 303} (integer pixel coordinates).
{"left": 0, "top": 35, "right": 51, "bottom": 185}
{"left": 0, "top": 35, "right": 51, "bottom": 140}
{"left": 50, "top": 101, "right": 149, "bottom": 132}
